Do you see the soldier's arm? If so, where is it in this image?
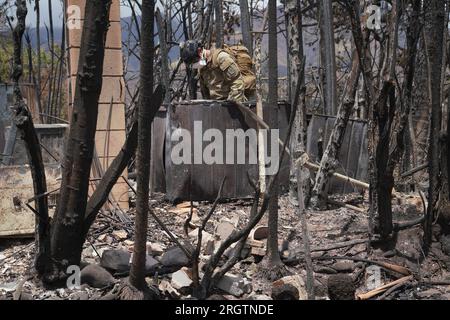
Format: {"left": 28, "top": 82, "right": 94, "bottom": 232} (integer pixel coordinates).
{"left": 199, "top": 76, "right": 211, "bottom": 99}
{"left": 217, "top": 52, "right": 246, "bottom": 102}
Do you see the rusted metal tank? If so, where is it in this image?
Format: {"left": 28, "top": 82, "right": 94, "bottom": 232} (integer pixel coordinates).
{"left": 151, "top": 100, "right": 291, "bottom": 202}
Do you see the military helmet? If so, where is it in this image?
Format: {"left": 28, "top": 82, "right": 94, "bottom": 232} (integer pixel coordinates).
{"left": 180, "top": 40, "right": 203, "bottom": 64}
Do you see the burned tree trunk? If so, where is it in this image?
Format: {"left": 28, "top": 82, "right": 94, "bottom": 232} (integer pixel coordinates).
{"left": 83, "top": 86, "right": 165, "bottom": 240}
{"left": 370, "top": 0, "right": 399, "bottom": 242}
{"left": 318, "top": 0, "right": 337, "bottom": 115}
{"left": 424, "top": 0, "right": 446, "bottom": 249}
{"left": 262, "top": 0, "right": 286, "bottom": 278}
{"left": 47, "top": 0, "right": 112, "bottom": 284}
{"left": 214, "top": 0, "right": 223, "bottom": 47}
{"left": 312, "top": 52, "right": 360, "bottom": 208}
{"left": 156, "top": 9, "right": 169, "bottom": 104}
{"left": 12, "top": 0, "right": 50, "bottom": 276}
{"left": 373, "top": 81, "right": 396, "bottom": 240}
{"left": 129, "top": 0, "right": 155, "bottom": 291}
{"left": 401, "top": 0, "right": 421, "bottom": 182}
{"left": 239, "top": 0, "right": 252, "bottom": 53}
{"left": 286, "top": 0, "right": 307, "bottom": 205}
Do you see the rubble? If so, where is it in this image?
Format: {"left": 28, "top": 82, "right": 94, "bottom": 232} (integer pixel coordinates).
{"left": 188, "top": 229, "right": 214, "bottom": 250}
{"left": 159, "top": 279, "right": 181, "bottom": 299}
{"left": 171, "top": 267, "right": 193, "bottom": 293}
{"left": 331, "top": 261, "right": 355, "bottom": 273}
{"left": 248, "top": 293, "right": 273, "bottom": 300}
{"left": 100, "top": 249, "right": 131, "bottom": 273}
{"left": 2, "top": 193, "right": 449, "bottom": 301}
{"left": 216, "top": 273, "right": 251, "bottom": 297}
{"left": 112, "top": 229, "right": 128, "bottom": 240}
{"left": 214, "top": 217, "right": 239, "bottom": 240}
{"left": 271, "top": 275, "right": 307, "bottom": 300}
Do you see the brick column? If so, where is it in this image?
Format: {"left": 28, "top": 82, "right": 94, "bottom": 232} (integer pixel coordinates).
{"left": 66, "top": 0, "right": 128, "bottom": 209}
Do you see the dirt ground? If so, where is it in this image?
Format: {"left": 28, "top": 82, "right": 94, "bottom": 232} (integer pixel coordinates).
{"left": 1, "top": 191, "right": 450, "bottom": 300}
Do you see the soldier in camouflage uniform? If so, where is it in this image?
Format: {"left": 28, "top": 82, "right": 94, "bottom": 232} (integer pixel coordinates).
{"left": 180, "top": 41, "right": 247, "bottom": 102}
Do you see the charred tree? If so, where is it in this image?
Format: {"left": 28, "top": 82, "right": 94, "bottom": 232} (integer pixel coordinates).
{"left": 47, "top": 0, "right": 112, "bottom": 285}
{"left": 12, "top": 0, "right": 50, "bottom": 277}
{"left": 318, "top": 0, "right": 337, "bottom": 115}
{"left": 214, "top": 0, "right": 223, "bottom": 47}
{"left": 286, "top": 0, "right": 308, "bottom": 205}
{"left": 261, "top": 0, "right": 287, "bottom": 280}
{"left": 83, "top": 86, "right": 165, "bottom": 240}
{"left": 239, "top": 0, "right": 252, "bottom": 53}
{"left": 424, "top": 0, "right": 446, "bottom": 249}
{"left": 312, "top": 51, "right": 360, "bottom": 208}
{"left": 129, "top": 0, "right": 155, "bottom": 291}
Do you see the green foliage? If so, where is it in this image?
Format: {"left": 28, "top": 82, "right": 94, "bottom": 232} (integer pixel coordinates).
{"left": 0, "top": 35, "right": 56, "bottom": 84}
{"left": 0, "top": 37, "right": 13, "bottom": 83}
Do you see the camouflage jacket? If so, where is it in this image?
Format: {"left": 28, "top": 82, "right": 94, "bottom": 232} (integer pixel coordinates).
{"left": 199, "top": 49, "right": 247, "bottom": 102}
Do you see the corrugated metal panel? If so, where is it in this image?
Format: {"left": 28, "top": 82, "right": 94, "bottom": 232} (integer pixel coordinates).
{"left": 307, "top": 114, "right": 368, "bottom": 194}
{"left": 156, "top": 100, "right": 291, "bottom": 202}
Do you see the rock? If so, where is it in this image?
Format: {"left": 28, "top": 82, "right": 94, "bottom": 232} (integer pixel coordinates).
{"left": 0, "top": 253, "right": 5, "bottom": 262}
{"left": 331, "top": 261, "right": 355, "bottom": 273}
{"left": 161, "top": 246, "right": 190, "bottom": 269}
{"left": 80, "top": 264, "right": 115, "bottom": 288}
{"left": 224, "top": 243, "right": 250, "bottom": 260}
{"left": 147, "top": 242, "right": 165, "bottom": 256}
{"left": 327, "top": 274, "right": 355, "bottom": 300}
{"left": 145, "top": 255, "right": 160, "bottom": 273}
{"left": 171, "top": 267, "right": 193, "bottom": 293}
{"left": 101, "top": 249, "right": 131, "bottom": 273}
{"left": 271, "top": 275, "right": 307, "bottom": 300}
{"left": 188, "top": 229, "right": 214, "bottom": 250}
{"left": 215, "top": 218, "right": 238, "bottom": 240}
{"left": 316, "top": 266, "right": 338, "bottom": 274}
{"left": 112, "top": 229, "right": 128, "bottom": 240}
{"left": 123, "top": 240, "right": 134, "bottom": 249}
{"left": 216, "top": 273, "right": 248, "bottom": 297}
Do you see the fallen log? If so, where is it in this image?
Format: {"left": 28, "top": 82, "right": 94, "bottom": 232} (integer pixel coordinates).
{"left": 298, "top": 153, "right": 402, "bottom": 198}
{"left": 357, "top": 275, "right": 413, "bottom": 300}
{"left": 401, "top": 163, "right": 428, "bottom": 178}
